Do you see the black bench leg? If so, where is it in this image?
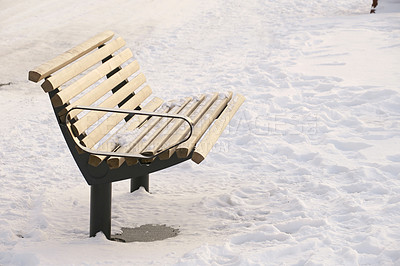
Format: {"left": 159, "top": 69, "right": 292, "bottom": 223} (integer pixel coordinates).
{"left": 130, "top": 174, "right": 149, "bottom": 193}
{"left": 90, "top": 182, "right": 112, "bottom": 239}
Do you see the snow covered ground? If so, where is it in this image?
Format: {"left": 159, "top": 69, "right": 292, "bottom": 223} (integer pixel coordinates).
{"left": 1, "top": 0, "right": 400, "bottom": 265}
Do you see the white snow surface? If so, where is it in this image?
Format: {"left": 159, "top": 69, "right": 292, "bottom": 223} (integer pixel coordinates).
{"left": 1, "top": 0, "right": 400, "bottom": 265}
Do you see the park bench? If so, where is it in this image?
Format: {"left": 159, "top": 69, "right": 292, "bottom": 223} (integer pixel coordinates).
{"left": 28, "top": 31, "right": 244, "bottom": 239}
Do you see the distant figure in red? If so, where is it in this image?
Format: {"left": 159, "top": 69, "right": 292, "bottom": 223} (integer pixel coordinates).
{"left": 371, "top": 0, "right": 378, "bottom": 13}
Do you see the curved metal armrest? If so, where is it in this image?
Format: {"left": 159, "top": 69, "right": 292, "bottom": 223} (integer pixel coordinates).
{"left": 65, "top": 105, "right": 194, "bottom": 159}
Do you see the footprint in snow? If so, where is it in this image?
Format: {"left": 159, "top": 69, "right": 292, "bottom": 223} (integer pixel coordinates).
{"left": 330, "top": 140, "right": 372, "bottom": 151}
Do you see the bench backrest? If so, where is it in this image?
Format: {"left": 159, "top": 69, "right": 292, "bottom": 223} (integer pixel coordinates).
{"left": 29, "top": 31, "right": 152, "bottom": 149}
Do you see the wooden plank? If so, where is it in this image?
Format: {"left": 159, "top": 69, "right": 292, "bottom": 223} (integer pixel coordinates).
{"left": 176, "top": 92, "right": 233, "bottom": 159}
{"left": 81, "top": 85, "right": 152, "bottom": 148}
{"left": 192, "top": 94, "right": 245, "bottom": 164}
{"left": 51, "top": 48, "right": 133, "bottom": 107}
{"left": 141, "top": 95, "right": 205, "bottom": 157}
{"left": 158, "top": 92, "right": 219, "bottom": 160}
{"left": 88, "top": 97, "right": 164, "bottom": 167}
{"left": 29, "top": 31, "right": 114, "bottom": 83}
{"left": 106, "top": 103, "right": 172, "bottom": 169}
{"left": 125, "top": 97, "right": 192, "bottom": 165}
{"left": 71, "top": 73, "right": 146, "bottom": 136}
{"left": 62, "top": 60, "right": 140, "bottom": 120}
{"left": 41, "top": 37, "right": 126, "bottom": 92}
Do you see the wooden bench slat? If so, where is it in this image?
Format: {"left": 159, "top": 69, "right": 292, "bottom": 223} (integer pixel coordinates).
{"left": 124, "top": 97, "right": 192, "bottom": 166}
{"left": 81, "top": 85, "right": 152, "bottom": 148}
{"left": 41, "top": 37, "right": 126, "bottom": 92}
{"left": 192, "top": 94, "right": 245, "bottom": 164}
{"left": 62, "top": 60, "right": 140, "bottom": 120}
{"left": 51, "top": 48, "right": 133, "bottom": 107}
{"left": 106, "top": 98, "right": 191, "bottom": 168}
{"left": 71, "top": 73, "right": 146, "bottom": 136}
{"left": 158, "top": 92, "right": 219, "bottom": 160}
{"left": 141, "top": 95, "right": 206, "bottom": 157}
{"left": 105, "top": 102, "right": 172, "bottom": 169}
{"left": 176, "top": 92, "right": 233, "bottom": 159}
{"left": 87, "top": 97, "right": 164, "bottom": 167}
{"left": 29, "top": 31, "right": 114, "bottom": 83}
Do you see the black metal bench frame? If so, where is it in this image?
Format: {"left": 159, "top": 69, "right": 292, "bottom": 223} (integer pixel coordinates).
{"left": 49, "top": 84, "right": 195, "bottom": 240}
